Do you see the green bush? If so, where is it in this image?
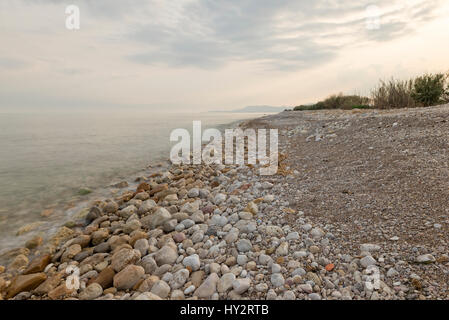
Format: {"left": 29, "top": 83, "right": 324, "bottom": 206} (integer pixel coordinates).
{"left": 411, "top": 73, "right": 448, "bottom": 106}
{"left": 294, "top": 94, "right": 370, "bottom": 111}
{"left": 371, "top": 73, "right": 449, "bottom": 109}
{"left": 294, "top": 71, "right": 449, "bottom": 111}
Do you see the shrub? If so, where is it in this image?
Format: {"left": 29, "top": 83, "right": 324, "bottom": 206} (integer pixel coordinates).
{"left": 371, "top": 78, "right": 415, "bottom": 109}
{"left": 295, "top": 71, "right": 449, "bottom": 111}
{"left": 294, "top": 94, "right": 370, "bottom": 111}
{"left": 411, "top": 73, "right": 448, "bottom": 106}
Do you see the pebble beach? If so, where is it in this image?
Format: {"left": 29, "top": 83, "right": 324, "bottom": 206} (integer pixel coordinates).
{"left": 1, "top": 106, "right": 448, "bottom": 300}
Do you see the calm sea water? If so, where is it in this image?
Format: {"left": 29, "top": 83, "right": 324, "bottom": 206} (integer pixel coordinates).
{"left": 0, "top": 110, "right": 264, "bottom": 257}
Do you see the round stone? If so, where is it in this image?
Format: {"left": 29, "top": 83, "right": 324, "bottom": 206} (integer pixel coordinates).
{"left": 182, "top": 254, "right": 201, "bottom": 271}
{"left": 236, "top": 239, "right": 252, "bottom": 253}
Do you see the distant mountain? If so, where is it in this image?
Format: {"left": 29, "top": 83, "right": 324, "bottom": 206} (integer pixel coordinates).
{"left": 211, "top": 105, "right": 286, "bottom": 113}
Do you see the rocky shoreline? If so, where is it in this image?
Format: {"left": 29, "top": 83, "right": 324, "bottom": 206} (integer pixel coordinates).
{"left": 1, "top": 107, "right": 448, "bottom": 300}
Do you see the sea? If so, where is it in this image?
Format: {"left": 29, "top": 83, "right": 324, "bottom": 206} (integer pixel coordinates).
{"left": 0, "top": 110, "right": 266, "bottom": 259}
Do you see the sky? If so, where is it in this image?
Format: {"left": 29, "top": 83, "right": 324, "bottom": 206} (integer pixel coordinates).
{"left": 0, "top": 0, "right": 448, "bottom": 112}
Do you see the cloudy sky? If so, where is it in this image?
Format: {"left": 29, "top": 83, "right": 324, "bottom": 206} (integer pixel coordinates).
{"left": 0, "top": 0, "right": 448, "bottom": 112}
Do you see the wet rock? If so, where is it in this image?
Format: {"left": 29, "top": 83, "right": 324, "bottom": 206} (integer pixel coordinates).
{"left": 141, "top": 207, "right": 171, "bottom": 229}
{"left": 16, "top": 222, "right": 43, "bottom": 236}
{"left": 86, "top": 207, "right": 101, "bottom": 223}
{"left": 111, "top": 248, "right": 141, "bottom": 272}
{"left": 123, "top": 220, "right": 142, "bottom": 234}
{"left": 94, "top": 242, "right": 110, "bottom": 254}
{"left": 103, "top": 201, "right": 119, "bottom": 214}
{"left": 79, "top": 283, "right": 103, "bottom": 300}
{"left": 33, "top": 272, "right": 63, "bottom": 295}
{"left": 8, "top": 254, "right": 29, "bottom": 271}
{"left": 91, "top": 266, "right": 115, "bottom": 289}
{"left": 72, "top": 235, "right": 91, "bottom": 248}
{"left": 0, "top": 247, "right": 30, "bottom": 262}
{"left": 41, "top": 209, "right": 54, "bottom": 218}
{"left": 23, "top": 254, "right": 52, "bottom": 275}
{"left": 6, "top": 273, "right": 47, "bottom": 299}
{"left": 61, "top": 244, "right": 82, "bottom": 262}
{"left": 112, "top": 181, "right": 129, "bottom": 188}
{"left": 48, "top": 283, "right": 75, "bottom": 300}
{"left": 138, "top": 200, "right": 157, "bottom": 215}
{"left": 25, "top": 236, "right": 43, "bottom": 249}
{"left": 91, "top": 229, "right": 109, "bottom": 246}
{"left": 113, "top": 265, "right": 145, "bottom": 290}
{"left": 119, "top": 205, "right": 137, "bottom": 219}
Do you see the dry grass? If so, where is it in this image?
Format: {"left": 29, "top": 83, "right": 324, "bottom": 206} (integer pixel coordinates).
{"left": 371, "top": 78, "right": 416, "bottom": 109}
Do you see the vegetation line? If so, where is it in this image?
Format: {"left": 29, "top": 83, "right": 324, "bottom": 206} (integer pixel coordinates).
{"left": 293, "top": 72, "right": 449, "bottom": 111}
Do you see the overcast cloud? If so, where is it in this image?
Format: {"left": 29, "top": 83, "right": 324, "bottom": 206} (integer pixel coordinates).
{"left": 0, "top": 0, "right": 448, "bottom": 111}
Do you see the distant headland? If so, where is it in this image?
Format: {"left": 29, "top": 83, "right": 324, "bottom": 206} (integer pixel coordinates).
{"left": 210, "top": 105, "right": 286, "bottom": 113}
